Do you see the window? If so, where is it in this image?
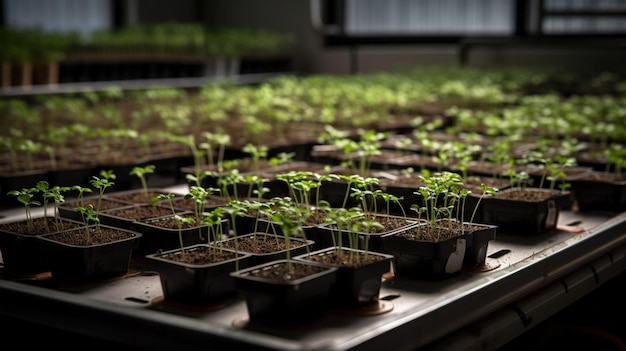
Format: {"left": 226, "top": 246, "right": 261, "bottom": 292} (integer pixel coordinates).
{"left": 314, "top": 0, "right": 626, "bottom": 45}
{"left": 540, "top": 0, "right": 626, "bottom": 34}
{"left": 344, "top": 0, "right": 515, "bottom": 36}
{"left": 3, "top": 0, "right": 112, "bottom": 36}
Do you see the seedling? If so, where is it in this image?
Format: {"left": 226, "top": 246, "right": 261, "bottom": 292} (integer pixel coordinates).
{"left": 467, "top": 183, "right": 498, "bottom": 225}
{"left": 604, "top": 143, "right": 626, "bottom": 179}
{"left": 199, "top": 131, "right": 231, "bottom": 173}
{"left": 7, "top": 187, "right": 40, "bottom": 232}
{"left": 151, "top": 193, "right": 178, "bottom": 217}
{"left": 173, "top": 214, "right": 196, "bottom": 252}
{"left": 504, "top": 168, "right": 530, "bottom": 190}
{"left": 269, "top": 152, "right": 295, "bottom": 166}
{"left": 70, "top": 185, "right": 93, "bottom": 207}
{"left": 242, "top": 143, "right": 268, "bottom": 174}
{"left": 321, "top": 206, "right": 380, "bottom": 264}
{"left": 242, "top": 174, "right": 270, "bottom": 200}
{"left": 74, "top": 204, "right": 99, "bottom": 244}
{"left": 202, "top": 206, "right": 241, "bottom": 267}
{"left": 217, "top": 169, "right": 245, "bottom": 200}
{"left": 130, "top": 164, "right": 155, "bottom": 195}
{"left": 411, "top": 171, "right": 466, "bottom": 240}
{"left": 184, "top": 185, "right": 212, "bottom": 219}
{"left": 89, "top": 171, "right": 116, "bottom": 217}
{"left": 36, "top": 180, "right": 70, "bottom": 231}
{"left": 152, "top": 192, "right": 199, "bottom": 252}
{"left": 262, "top": 196, "right": 311, "bottom": 272}
{"left": 222, "top": 199, "right": 250, "bottom": 253}
{"left": 202, "top": 207, "right": 226, "bottom": 244}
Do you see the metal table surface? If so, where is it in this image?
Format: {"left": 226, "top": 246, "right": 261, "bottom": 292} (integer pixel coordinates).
{"left": 1, "top": 184, "right": 625, "bottom": 351}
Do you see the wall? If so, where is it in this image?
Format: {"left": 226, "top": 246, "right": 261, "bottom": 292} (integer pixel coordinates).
{"left": 195, "top": 0, "right": 626, "bottom": 76}
{"left": 6, "top": 0, "right": 623, "bottom": 77}
{"left": 201, "top": 0, "right": 325, "bottom": 74}
{"left": 135, "top": 0, "right": 201, "bottom": 24}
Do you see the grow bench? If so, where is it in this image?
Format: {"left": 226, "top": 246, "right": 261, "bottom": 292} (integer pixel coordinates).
{"left": 0, "top": 71, "right": 290, "bottom": 98}
{"left": 0, "top": 183, "right": 625, "bottom": 350}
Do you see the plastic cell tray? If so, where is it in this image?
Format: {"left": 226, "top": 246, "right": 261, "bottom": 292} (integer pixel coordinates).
{"left": 1, "top": 184, "right": 625, "bottom": 351}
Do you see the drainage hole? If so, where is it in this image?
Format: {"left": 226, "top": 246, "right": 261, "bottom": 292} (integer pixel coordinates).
{"left": 125, "top": 297, "right": 150, "bottom": 304}
{"left": 380, "top": 294, "right": 401, "bottom": 301}
{"left": 489, "top": 249, "right": 511, "bottom": 259}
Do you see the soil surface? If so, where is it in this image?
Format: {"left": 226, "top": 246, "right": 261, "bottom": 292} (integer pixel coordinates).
{"left": 395, "top": 221, "right": 488, "bottom": 242}
{"left": 138, "top": 213, "right": 202, "bottom": 229}
{"left": 62, "top": 198, "right": 130, "bottom": 211}
{"left": 325, "top": 214, "right": 418, "bottom": 233}
{"left": 243, "top": 260, "right": 330, "bottom": 281}
{"left": 156, "top": 245, "right": 241, "bottom": 265}
{"left": 301, "top": 248, "right": 387, "bottom": 268}
{"left": 218, "top": 234, "right": 307, "bottom": 254}
{"left": 47, "top": 226, "right": 137, "bottom": 245}
{"left": 108, "top": 190, "right": 168, "bottom": 204}
{"left": 493, "top": 188, "right": 561, "bottom": 202}
{"left": 0, "top": 217, "right": 84, "bottom": 236}
{"left": 102, "top": 204, "right": 173, "bottom": 221}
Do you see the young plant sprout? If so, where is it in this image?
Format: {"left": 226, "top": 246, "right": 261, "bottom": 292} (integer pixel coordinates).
{"left": 151, "top": 192, "right": 197, "bottom": 252}
{"left": 261, "top": 196, "right": 310, "bottom": 273}
{"left": 172, "top": 214, "right": 196, "bottom": 252}
{"left": 130, "top": 164, "right": 155, "bottom": 195}
{"left": 222, "top": 199, "right": 250, "bottom": 253}
{"left": 69, "top": 185, "right": 93, "bottom": 207}
{"left": 242, "top": 174, "right": 270, "bottom": 200}
{"left": 202, "top": 207, "right": 226, "bottom": 244}
{"left": 269, "top": 152, "right": 296, "bottom": 166}
{"left": 184, "top": 185, "right": 211, "bottom": 220}
{"left": 74, "top": 204, "right": 99, "bottom": 245}
{"left": 467, "top": 183, "right": 498, "bottom": 225}
{"left": 79, "top": 170, "right": 115, "bottom": 219}
{"left": 242, "top": 143, "right": 269, "bottom": 174}
{"left": 199, "top": 131, "right": 231, "bottom": 173}
{"left": 217, "top": 169, "right": 245, "bottom": 200}
{"left": 37, "top": 180, "right": 70, "bottom": 231}
{"left": 151, "top": 193, "right": 178, "bottom": 216}
{"left": 411, "top": 171, "right": 468, "bottom": 240}
{"left": 7, "top": 187, "right": 40, "bottom": 232}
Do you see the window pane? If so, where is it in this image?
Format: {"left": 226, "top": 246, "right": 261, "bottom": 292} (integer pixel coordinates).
{"left": 4, "top": 0, "right": 112, "bottom": 36}
{"left": 344, "top": 0, "right": 515, "bottom": 36}
{"left": 543, "top": 0, "right": 626, "bottom": 34}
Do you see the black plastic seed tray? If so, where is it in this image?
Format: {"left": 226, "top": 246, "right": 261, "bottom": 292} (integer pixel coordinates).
{"left": 1, "top": 188, "right": 625, "bottom": 351}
